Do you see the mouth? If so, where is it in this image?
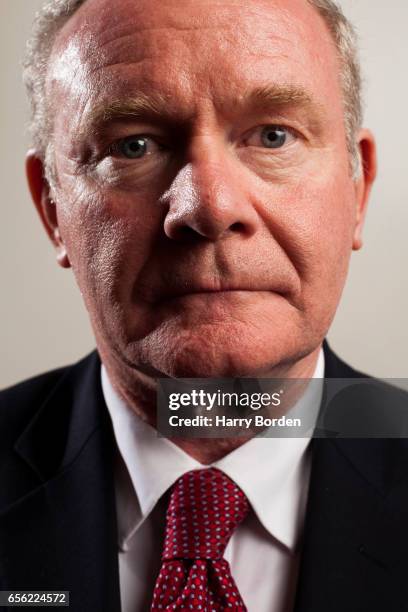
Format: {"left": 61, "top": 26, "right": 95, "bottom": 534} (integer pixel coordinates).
{"left": 135, "top": 274, "right": 295, "bottom": 306}
{"left": 156, "top": 286, "right": 282, "bottom": 305}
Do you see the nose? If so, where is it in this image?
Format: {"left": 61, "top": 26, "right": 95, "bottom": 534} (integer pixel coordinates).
{"left": 162, "top": 154, "right": 259, "bottom": 242}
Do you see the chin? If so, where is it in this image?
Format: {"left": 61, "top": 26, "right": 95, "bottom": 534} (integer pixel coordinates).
{"left": 131, "top": 318, "right": 309, "bottom": 379}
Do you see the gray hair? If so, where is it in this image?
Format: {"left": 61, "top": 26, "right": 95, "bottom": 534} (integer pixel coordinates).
{"left": 23, "top": 0, "right": 363, "bottom": 184}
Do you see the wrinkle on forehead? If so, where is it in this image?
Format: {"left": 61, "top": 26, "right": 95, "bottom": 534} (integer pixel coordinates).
{"left": 50, "top": 0, "right": 322, "bottom": 75}
{"left": 48, "top": 0, "right": 343, "bottom": 149}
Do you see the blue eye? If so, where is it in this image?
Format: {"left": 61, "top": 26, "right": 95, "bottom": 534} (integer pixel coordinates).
{"left": 118, "top": 136, "right": 149, "bottom": 158}
{"left": 260, "top": 126, "right": 287, "bottom": 148}
{"left": 243, "top": 125, "right": 295, "bottom": 150}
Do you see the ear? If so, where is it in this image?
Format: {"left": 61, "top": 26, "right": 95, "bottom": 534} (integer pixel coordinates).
{"left": 352, "top": 129, "right": 377, "bottom": 251}
{"left": 25, "top": 150, "right": 71, "bottom": 268}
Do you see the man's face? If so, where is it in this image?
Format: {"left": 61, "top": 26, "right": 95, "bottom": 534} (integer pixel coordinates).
{"left": 44, "top": 0, "right": 370, "bottom": 378}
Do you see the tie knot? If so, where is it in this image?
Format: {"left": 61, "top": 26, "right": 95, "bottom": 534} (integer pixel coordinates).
{"left": 162, "top": 468, "right": 250, "bottom": 561}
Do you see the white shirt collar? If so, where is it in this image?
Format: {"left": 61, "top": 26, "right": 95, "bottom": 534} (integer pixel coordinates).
{"left": 102, "top": 349, "right": 324, "bottom": 553}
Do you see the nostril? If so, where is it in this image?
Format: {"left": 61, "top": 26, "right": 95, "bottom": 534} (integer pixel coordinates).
{"left": 167, "top": 221, "right": 248, "bottom": 242}
{"left": 230, "top": 222, "right": 245, "bottom": 233}
{"left": 178, "top": 226, "right": 197, "bottom": 239}
{"left": 171, "top": 225, "right": 205, "bottom": 242}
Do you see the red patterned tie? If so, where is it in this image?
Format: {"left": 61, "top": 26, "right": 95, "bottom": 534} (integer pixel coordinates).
{"left": 151, "top": 467, "right": 250, "bottom": 611}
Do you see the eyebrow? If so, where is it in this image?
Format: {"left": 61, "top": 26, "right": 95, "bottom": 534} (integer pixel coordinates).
{"left": 235, "top": 84, "right": 314, "bottom": 111}
{"left": 76, "top": 84, "right": 322, "bottom": 141}
{"left": 75, "top": 93, "right": 174, "bottom": 141}
{"left": 232, "top": 85, "right": 325, "bottom": 128}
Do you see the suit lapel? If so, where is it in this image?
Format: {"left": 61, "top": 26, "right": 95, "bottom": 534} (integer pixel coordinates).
{"left": 294, "top": 343, "right": 408, "bottom": 612}
{"left": 0, "top": 352, "right": 121, "bottom": 612}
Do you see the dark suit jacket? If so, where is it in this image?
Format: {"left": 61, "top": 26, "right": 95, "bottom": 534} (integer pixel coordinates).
{"left": 1, "top": 342, "right": 408, "bottom": 611}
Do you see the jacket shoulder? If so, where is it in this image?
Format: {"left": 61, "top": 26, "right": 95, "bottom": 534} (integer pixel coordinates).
{"left": 322, "top": 342, "right": 408, "bottom": 438}
{"left": 0, "top": 352, "right": 101, "bottom": 511}
{"left": 0, "top": 352, "right": 99, "bottom": 436}
{"left": 0, "top": 366, "right": 70, "bottom": 424}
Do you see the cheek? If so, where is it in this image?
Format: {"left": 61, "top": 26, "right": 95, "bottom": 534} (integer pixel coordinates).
{"left": 289, "top": 170, "right": 355, "bottom": 267}
{"left": 255, "top": 167, "right": 356, "bottom": 317}
{"left": 288, "top": 173, "right": 356, "bottom": 322}
{"left": 56, "top": 186, "right": 160, "bottom": 311}
{"left": 310, "top": 179, "right": 356, "bottom": 271}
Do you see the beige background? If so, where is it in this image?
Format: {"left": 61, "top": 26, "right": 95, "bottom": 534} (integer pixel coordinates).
{"left": 1, "top": 0, "right": 407, "bottom": 389}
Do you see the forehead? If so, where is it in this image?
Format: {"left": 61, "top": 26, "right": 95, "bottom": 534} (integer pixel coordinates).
{"left": 49, "top": 0, "right": 342, "bottom": 127}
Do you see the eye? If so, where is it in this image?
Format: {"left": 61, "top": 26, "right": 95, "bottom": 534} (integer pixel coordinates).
{"left": 111, "top": 135, "right": 161, "bottom": 159}
{"left": 244, "top": 125, "right": 296, "bottom": 149}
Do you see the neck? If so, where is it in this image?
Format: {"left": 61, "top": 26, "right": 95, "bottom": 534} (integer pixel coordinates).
{"left": 100, "top": 344, "right": 322, "bottom": 464}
